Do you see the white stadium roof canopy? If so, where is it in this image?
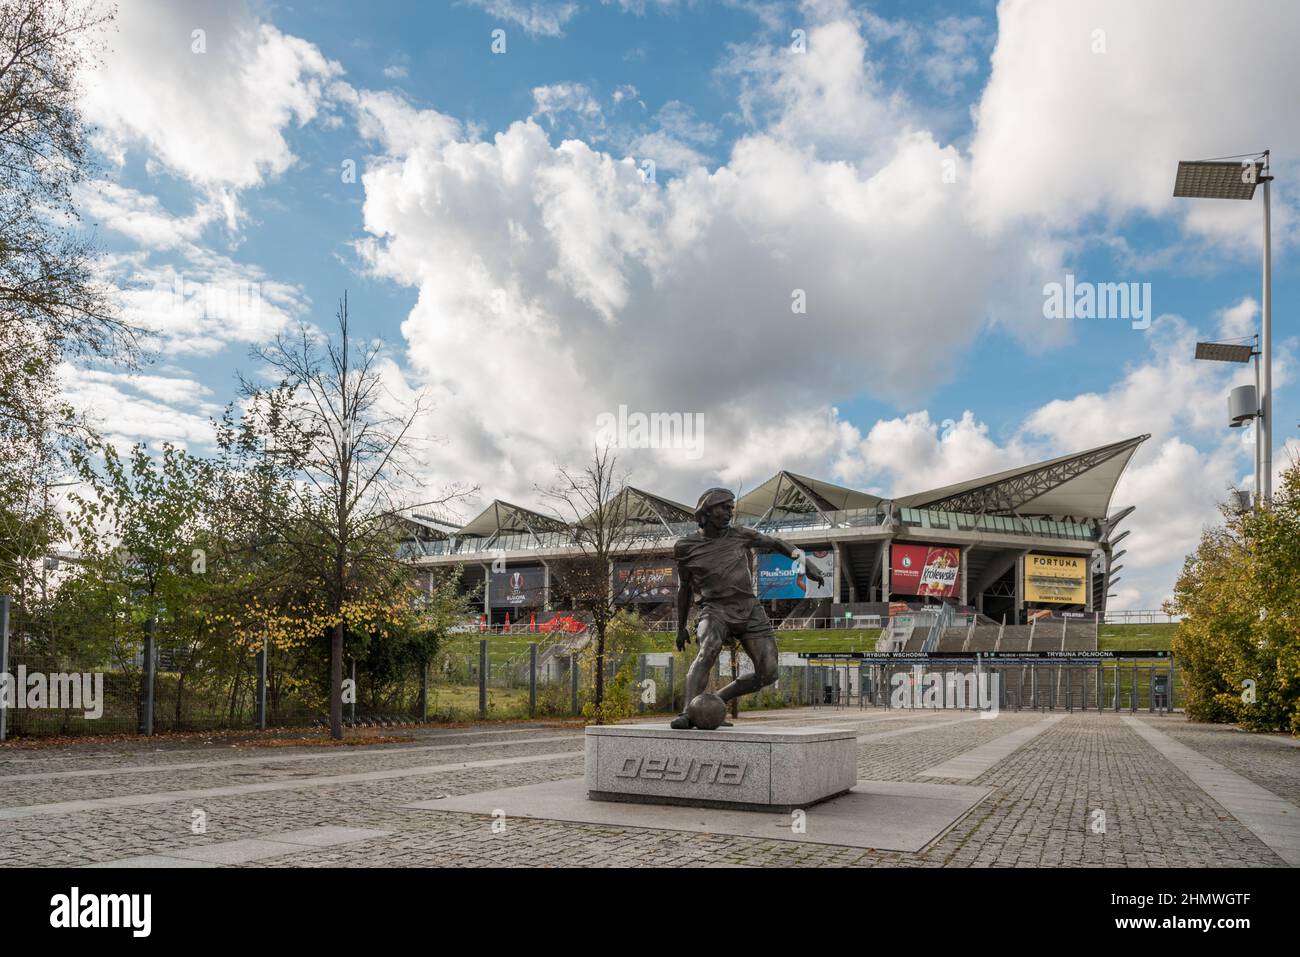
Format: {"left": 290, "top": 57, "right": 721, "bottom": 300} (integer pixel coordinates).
{"left": 435, "top": 435, "right": 1149, "bottom": 539}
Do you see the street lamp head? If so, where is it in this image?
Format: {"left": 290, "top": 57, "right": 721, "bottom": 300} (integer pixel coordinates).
{"left": 1174, "top": 160, "right": 1262, "bottom": 200}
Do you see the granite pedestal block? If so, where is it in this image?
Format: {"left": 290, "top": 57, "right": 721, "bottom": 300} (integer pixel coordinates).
{"left": 585, "top": 723, "right": 857, "bottom": 812}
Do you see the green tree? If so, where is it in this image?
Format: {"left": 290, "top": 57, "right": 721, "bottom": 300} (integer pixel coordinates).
{"left": 66, "top": 439, "right": 212, "bottom": 724}
{"left": 1168, "top": 459, "right": 1300, "bottom": 733}
{"left": 0, "top": 0, "right": 130, "bottom": 377}
{"left": 0, "top": 0, "right": 131, "bottom": 622}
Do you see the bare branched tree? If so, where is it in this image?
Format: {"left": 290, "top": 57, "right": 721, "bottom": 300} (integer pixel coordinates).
{"left": 542, "top": 445, "right": 663, "bottom": 720}
{"left": 250, "top": 293, "right": 469, "bottom": 738}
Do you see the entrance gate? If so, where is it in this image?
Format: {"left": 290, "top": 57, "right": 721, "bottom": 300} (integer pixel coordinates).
{"left": 799, "top": 651, "right": 1176, "bottom": 713}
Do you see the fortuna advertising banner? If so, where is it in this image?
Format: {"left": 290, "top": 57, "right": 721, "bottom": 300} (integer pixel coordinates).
{"left": 756, "top": 548, "right": 834, "bottom": 600}
{"left": 490, "top": 567, "right": 546, "bottom": 608}
{"left": 890, "top": 544, "right": 960, "bottom": 598}
{"left": 1024, "top": 553, "right": 1087, "bottom": 604}
{"left": 613, "top": 561, "right": 679, "bottom": 603}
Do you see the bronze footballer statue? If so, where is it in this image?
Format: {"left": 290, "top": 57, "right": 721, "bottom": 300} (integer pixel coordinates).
{"left": 671, "top": 488, "right": 825, "bottom": 729}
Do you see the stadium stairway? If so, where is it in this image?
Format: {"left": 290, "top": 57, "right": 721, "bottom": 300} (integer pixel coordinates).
{"left": 901, "top": 631, "right": 929, "bottom": 652}
{"left": 936, "top": 630, "right": 967, "bottom": 652}
{"left": 1063, "top": 622, "right": 1099, "bottom": 650}
{"left": 997, "top": 629, "right": 1032, "bottom": 651}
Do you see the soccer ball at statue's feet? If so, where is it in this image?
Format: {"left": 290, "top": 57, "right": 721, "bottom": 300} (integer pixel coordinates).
{"left": 687, "top": 692, "right": 728, "bottom": 730}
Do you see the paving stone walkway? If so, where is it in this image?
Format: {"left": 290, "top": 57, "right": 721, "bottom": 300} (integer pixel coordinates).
{"left": 1, "top": 708, "right": 1295, "bottom": 868}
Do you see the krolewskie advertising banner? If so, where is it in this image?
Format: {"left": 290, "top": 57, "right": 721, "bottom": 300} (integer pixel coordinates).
{"left": 1024, "top": 553, "right": 1087, "bottom": 604}
{"left": 890, "top": 544, "right": 960, "bottom": 598}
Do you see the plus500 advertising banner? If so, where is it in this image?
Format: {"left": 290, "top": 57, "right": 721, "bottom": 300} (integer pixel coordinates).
{"left": 890, "top": 544, "right": 960, "bottom": 598}
{"left": 756, "top": 549, "right": 834, "bottom": 600}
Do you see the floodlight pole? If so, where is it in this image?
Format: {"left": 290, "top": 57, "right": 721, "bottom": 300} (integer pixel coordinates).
{"left": 1261, "top": 171, "right": 1273, "bottom": 503}
{"left": 1253, "top": 341, "right": 1262, "bottom": 503}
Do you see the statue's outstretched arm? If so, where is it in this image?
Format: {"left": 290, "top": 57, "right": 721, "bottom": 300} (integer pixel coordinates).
{"left": 675, "top": 564, "right": 694, "bottom": 651}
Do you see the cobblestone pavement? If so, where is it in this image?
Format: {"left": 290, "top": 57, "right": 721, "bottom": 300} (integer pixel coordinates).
{"left": 1, "top": 709, "right": 1295, "bottom": 868}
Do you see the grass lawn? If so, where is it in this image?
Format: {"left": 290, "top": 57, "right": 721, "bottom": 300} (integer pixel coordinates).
{"left": 452, "top": 624, "right": 1173, "bottom": 658}
{"left": 441, "top": 627, "right": 884, "bottom": 663}
{"left": 1098, "top": 622, "right": 1179, "bottom": 651}
{"left": 425, "top": 683, "right": 532, "bottom": 717}
{"left": 774, "top": 629, "right": 882, "bottom": 652}
{"left": 440, "top": 633, "right": 574, "bottom": 666}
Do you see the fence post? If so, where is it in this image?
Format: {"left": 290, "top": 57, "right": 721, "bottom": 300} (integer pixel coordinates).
{"left": 478, "top": 639, "right": 488, "bottom": 720}
{"left": 0, "top": 595, "right": 9, "bottom": 742}
{"left": 420, "top": 656, "right": 429, "bottom": 722}
{"left": 529, "top": 642, "right": 537, "bottom": 718}
{"left": 666, "top": 655, "right": 675, "bottom": 714}
{"left": 256, "top": 633, "right": 268, "bottom": 730}
{"left": 260, "top": 639, "right": 270, "bottom": 728}
{"left": 570, "top": 653, "right": 579, "bottom": 716}
{"left": 141, "top": 617, "right": 156, "bottom": 736}
{"left": 637, "top": 654, "right": 646, "bottom": 713}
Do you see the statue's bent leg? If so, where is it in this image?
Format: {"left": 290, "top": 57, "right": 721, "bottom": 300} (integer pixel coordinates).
{"left": 717, "top": 614, "right": 779, "bottom": 703}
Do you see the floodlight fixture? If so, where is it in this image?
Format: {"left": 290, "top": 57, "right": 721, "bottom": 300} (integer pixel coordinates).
{"left": 1194, "top": 341, "right": 1255, "bottom": 363}
{"left": 1173, "top": 160, "right": 1260, "bottom": 200}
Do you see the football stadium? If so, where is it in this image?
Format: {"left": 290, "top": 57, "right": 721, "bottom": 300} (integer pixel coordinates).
{"left": 403, "top": 434, "right": 1149, "bottom": 655}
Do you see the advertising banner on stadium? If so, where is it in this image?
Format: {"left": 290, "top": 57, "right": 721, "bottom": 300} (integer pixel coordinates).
{"left": 756, "top": 548, "right": 834, "bottom": 600}
{"left": 613, "top": 561, "right": 679, "bottom": 603}
{"left": 490, "top": 567, "right": 545, "bottom": 608}
{"left": 1024, "top": 553, "right": 1087, "bottom": 604}
{"left": 890, "top": 544, "right": 960, "bottom": 597}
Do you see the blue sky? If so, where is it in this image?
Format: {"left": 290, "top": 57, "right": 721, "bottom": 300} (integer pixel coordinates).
{"left": 67, "top": 0, "right": 1298, "bottom": 609}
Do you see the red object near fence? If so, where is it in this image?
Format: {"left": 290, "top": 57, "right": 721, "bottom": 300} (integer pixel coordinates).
{"left": 539, "top": 614, "right": 585, "bottom": 634}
